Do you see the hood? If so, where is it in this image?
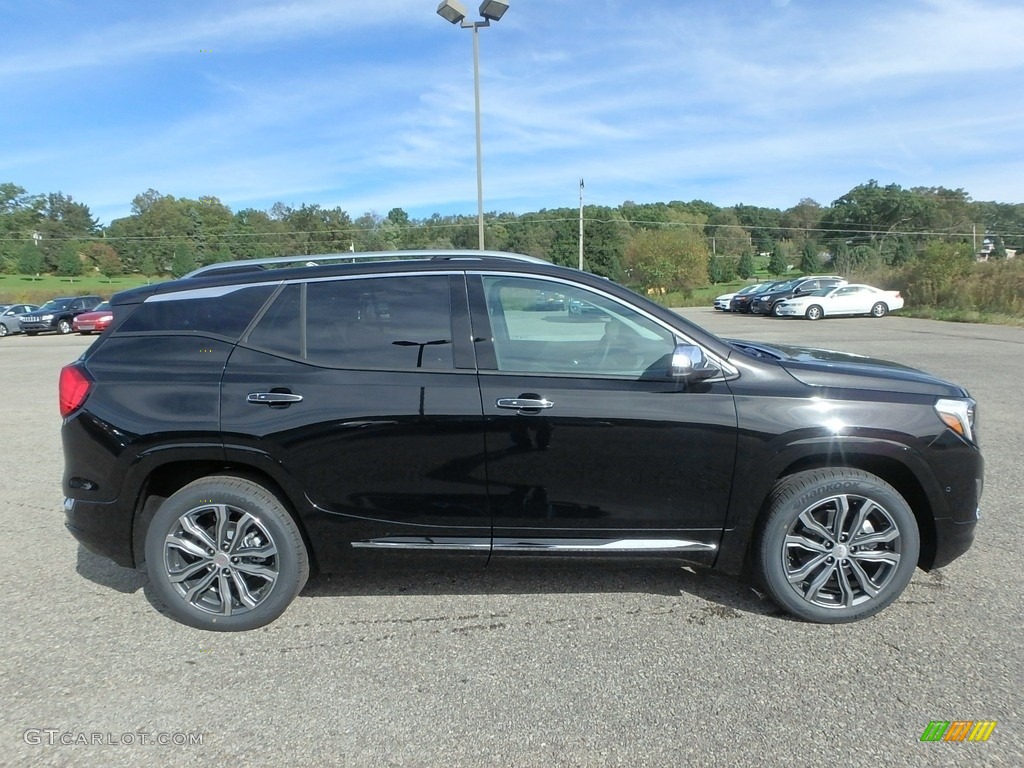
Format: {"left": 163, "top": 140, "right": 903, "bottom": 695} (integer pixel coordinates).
{"left": 727, "top": 339, "right": 967, "bottom": 398}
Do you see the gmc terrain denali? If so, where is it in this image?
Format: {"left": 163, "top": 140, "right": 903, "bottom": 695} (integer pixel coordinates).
{"left": 60, "top": 251, "right": 982, "bottom": 631}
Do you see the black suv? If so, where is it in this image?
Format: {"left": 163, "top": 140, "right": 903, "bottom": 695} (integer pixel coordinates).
{"left": 60, "top": 252, "right": 982, "bottom": 631}
{"left": 729, "top": 280, "right": 788, "bottom": 313}
{"left": 750, "top": 276, "right": 845, "bottom": 316}
{"left": 21, "top": 295, "right": 103, "bottom": 335}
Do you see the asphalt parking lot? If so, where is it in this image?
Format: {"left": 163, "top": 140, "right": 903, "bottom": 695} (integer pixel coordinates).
{"left": 2, "top": 311, "right": 1021, "bottom": 767}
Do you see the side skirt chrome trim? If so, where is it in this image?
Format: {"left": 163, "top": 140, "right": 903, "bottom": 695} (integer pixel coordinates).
{"left": 352, "top": 537, "right": 716, "bottom": 553}
{"left": 351, "top": 537, "right": 491, "bottom": 551}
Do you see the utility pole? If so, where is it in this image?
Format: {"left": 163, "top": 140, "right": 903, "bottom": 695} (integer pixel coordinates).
{"left": 578, "top": 178, "right": 584, "bottom": 271}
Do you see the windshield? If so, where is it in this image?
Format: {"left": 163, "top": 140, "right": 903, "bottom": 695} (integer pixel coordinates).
{"left": 37, "top": 300, "right": 72, "bottom": 312}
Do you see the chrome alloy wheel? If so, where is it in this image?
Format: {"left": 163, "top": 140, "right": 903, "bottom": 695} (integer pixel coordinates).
{"left": 162, "top": 503, "right": 279, "bottom": 617}
{"left": 782, "top": 493, "right": 902, "bottom": 610}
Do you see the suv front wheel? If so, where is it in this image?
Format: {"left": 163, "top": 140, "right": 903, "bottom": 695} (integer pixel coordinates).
{"left": 755, "top": 468, "right": 919, "bottom": 623}
{"left": 144, "top": 476, "right": 309, "bottom": 631}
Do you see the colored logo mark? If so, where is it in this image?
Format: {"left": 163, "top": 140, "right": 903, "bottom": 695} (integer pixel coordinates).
{"left": 920, "top": 721, "right": 996, "bottom": 742}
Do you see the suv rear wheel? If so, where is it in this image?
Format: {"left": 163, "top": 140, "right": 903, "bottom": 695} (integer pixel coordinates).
{"left": 755, "top": 468, "right": 919, "bottom": 623}
{"left": 144, "top": 476, "right": 309, "bottom": 631}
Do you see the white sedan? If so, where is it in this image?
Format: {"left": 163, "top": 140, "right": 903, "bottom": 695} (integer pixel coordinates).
{"left": 775, "top": 284, "right": 905, "bottom": 320}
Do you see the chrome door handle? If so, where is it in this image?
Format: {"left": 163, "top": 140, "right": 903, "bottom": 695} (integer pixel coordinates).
{"left": 496, "top": 397, "right": 554, "bottom": 410}
{"left": 247, "top": 392, "right": 304, "bottom": 405}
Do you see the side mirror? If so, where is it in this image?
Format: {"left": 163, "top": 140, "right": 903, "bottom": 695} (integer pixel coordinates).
{"left": 670, "top": 343, "right": 718, "bottom": 380}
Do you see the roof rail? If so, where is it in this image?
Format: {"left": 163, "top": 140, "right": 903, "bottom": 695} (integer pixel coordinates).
{"left": 183, "top": 250, "right": 549, "bottom": 279}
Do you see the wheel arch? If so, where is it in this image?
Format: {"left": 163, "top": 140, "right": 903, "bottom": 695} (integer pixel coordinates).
{"left": 724, "top": 450, "right": 939, "bottom": 579}
{"left": 130, "top": 459, "right": 317, "bottom": 574}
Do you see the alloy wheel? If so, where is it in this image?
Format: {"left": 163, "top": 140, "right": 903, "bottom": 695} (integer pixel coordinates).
{"left": 782, "top": 493, "right": 902, "bottom": 610}
{"left": 162, "top": 503, "right": 280, "bottom": 617}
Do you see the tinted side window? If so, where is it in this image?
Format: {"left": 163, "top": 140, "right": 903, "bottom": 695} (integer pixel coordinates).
{"left": 247, "top": 284, "right": 301, "bottom": 357}
{"left": 118, "top": 285, "right": 275, "bottom": 338}
{"left": 247, "top": 275, "right": 454, "bottom": 370}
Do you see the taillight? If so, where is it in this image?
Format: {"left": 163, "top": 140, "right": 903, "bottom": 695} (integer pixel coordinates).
{"left": 59, "top": 364, "right": 92, "bottom": 418}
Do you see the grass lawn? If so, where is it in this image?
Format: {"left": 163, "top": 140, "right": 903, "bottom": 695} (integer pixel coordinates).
{"left": 0, "top": 273, "right": 162, "bottom": 304}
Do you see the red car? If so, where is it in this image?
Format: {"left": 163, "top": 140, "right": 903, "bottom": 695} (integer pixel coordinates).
{"left": 72, "top": 302, "right": 112, "bottom": 335}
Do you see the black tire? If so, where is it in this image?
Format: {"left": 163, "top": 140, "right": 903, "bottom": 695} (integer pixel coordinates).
{"left": 144, "top": 475, "right": 309, "bottom": 631}
{"left": 771, "top": 302, "right": 785, "bottom": 317}
{"left": 0, "top": 325, "right": 7, "bottom": 338}
{"left": 57, "top": 318, "right": 73, "bottom": 334}
{"left": 805, "top": 305, "right": 823, "bottom": 321}
{"left": 755, "top": 468, "right": 919, "bottom": 623}
{"left": 870, "top": 302, "right": 888, "bottom": 318}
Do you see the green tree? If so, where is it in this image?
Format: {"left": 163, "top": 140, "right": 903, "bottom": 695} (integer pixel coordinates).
{"left": 889, "top": 236, "right": 914, "bottom": 266}
{"left": 17, "top": 244, "right": 43, "bottom": 278}
{"left": 782, "top": 198, "right": 824, "bottom": 242}
{"left": 821, "top": 180, "right": 931, "bottom": 251}
{"left": 622, "top": 227, "right": 709, "bottom": 294}
{"left": 139, "top": 252, "right": 160, "bottom": 281}
{"left": 56, "top": 242, "right": 84, "bottom": 279}
{"left": 733, "top": 204, "right": 782, "bottom": 254}
{"left": 737, "top": 249, "right": 755, "bottom": 279}
{"left": 767, "top": 248, "right": 789, "bottom": 276}
{"left": 86, "top": 242, "right": 122, "bottom": 281}
{"left": 849, "top": 245, "right": 882, "bottom": 272}
{"left": 800, "top": 241, "right": 820, "bottom": 274}
{"left": 707, "top": 256, "right": 736, "bottom": 284}
{"left": 170, "top": 243, "right": 196, "bottom": 277}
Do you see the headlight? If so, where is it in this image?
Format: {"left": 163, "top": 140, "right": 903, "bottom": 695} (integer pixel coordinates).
{"left": 935, "top": 398, "right": 977, "bottom": 443}
{"left": 41, "top": 314, "right": 54, "bottom": 320}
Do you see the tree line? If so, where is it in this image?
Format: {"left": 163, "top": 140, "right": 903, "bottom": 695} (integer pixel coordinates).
{"left": 1, "top": 179, "right": 1022, "bottom": 299}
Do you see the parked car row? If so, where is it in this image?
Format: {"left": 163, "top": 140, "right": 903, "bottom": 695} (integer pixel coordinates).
{"left": 0, "top": 295, "right": 107, "bottom": 337}
{"left": 713, "top": 278, "right": 904, "bottom": 320}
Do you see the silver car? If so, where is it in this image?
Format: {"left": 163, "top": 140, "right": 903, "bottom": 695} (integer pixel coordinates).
{"left": 0, "top": 304, "right": 39, "bottom": 337}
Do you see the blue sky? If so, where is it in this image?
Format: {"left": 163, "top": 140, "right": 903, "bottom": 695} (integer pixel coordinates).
{"left": 2, "top": 0, "right": 1022, "bottom": 226}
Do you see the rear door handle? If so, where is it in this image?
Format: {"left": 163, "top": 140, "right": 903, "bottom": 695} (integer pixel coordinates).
{"left": 247, "top": 392, "right": 304, "bottom": 405}
{"left": 496, "top": 397, "right": 554, "bottom": 410}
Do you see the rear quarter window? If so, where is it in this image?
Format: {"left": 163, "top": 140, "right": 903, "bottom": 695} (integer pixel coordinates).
{"left": 116, "top": 285, "right": 276, "bottom": 339}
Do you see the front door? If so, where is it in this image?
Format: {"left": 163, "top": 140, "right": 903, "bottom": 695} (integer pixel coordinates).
{"left": 469, "top": 274, "right": 738, "bottom": 563}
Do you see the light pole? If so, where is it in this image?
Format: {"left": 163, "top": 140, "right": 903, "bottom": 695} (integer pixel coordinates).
{"left": 436, "top": 0, "right": 509, "bottom": 250}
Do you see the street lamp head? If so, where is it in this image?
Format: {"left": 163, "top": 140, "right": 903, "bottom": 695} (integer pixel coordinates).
{"left": 479, "top": 0, "right": 509, "bottom": 21}
{"left": 436, "top": 0, "right": 467, "bottom": 24}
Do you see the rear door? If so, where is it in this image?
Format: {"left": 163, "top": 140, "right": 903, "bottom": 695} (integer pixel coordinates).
{"left": 220, "top": 272, "right": 490, "bottom": 559}
{"left": 469, "top": 273, "right": 737, "bottom": 562}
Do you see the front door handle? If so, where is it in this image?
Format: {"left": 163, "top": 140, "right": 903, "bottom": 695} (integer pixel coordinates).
{"left": 247, "top": 392, "right": 304, "bottom": 405}
{"left": 496, "top": 397, "right": 554, "bottom": 410}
